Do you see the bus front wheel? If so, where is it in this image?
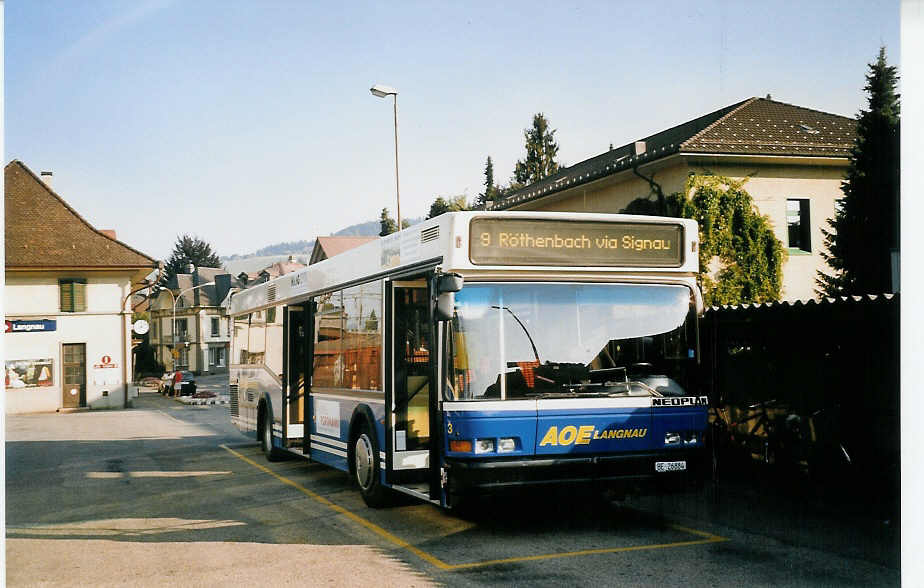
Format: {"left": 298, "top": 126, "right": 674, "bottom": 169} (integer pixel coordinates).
{"left": 352, "top": 420, "right": 391, "bottom": 508}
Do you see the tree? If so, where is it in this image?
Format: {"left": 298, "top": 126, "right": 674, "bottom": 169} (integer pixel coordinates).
{"left": 379, "top": 208, "right": 398, "bottom": 236}
{"left": 476, "top": 156, "right": 498, "bottom": 209}
{"left": 427, "top": 197, "right": 450, "bottom": 219}
{"left": 817, "top": 47, "right": 900, "bottom": 296}
{"left": 162, "top": 234, "right": 222, "bottom": 286}
{"left": 427, "top": 195, "right": 470, "bottom": 219}
{"left": 379, "top": 208, "right": 409, "bottom": 235}
{"left": 513, "top": 113, "right": 560, "bottom": 185}
{"left": 667, "top": 174, "right": 784, "bottom": 306}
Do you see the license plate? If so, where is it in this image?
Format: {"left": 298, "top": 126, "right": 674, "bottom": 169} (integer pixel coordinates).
{"left": 655, "top": 460, "right": 687, "bottom": 473}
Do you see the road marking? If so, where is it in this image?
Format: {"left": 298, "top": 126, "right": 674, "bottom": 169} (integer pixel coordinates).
{"left": 221, "top": 444, "right": 450, "bottom": 570}
{"left": 221, "top": 444, "right": 728, "bottom": 571}
{"left": 86, "top": 471, "right": 232, "bottom": 479}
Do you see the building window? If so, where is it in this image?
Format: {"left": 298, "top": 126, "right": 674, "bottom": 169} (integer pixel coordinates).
{"left": 209, "top": 346, "right": 225, "bottom": 367}
{"left": 787, "top": 199, "right": 811, "bottom": 253}
{"left": 59, "top": 279, "right": 87, "bottom": 312}
{"left": 151, "top": 320, "right": 159, "bottom": 340}
{"left": 211, "top": 317, "right": 220, "bottom": 337}
{"left": 176, "top": 318, "right": 188, "bottom": 340}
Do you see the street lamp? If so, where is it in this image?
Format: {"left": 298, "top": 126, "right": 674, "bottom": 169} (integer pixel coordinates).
{"left": 370, "top": 83, "right": 401, "bottom": 230}
{"left": 167, "top": 281, "right": 215, "bottom": 370}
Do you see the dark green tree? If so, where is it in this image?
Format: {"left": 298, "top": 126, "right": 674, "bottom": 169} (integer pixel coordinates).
{"left": 817, "top": 47, "right": 900, "bottom": 295}
{"left": 427, "top": 197, "right": 451, "bottom": 219}
{"left": 667, "top": 174, "right": 784, "bottom": 306}
{"left": 476, "top": 156, "right": 498, "bottom": 209}
{"left": 379, "top": 208, "right": 398, "bottom": 236}
{"left": 427, "top": 195, "right": 469, "bottom": 219}
{"left": 513, "top": 113, "right": 560, "bottom": 185}
{"left": 161, "top": 234, "right": 222, "bottom": 286}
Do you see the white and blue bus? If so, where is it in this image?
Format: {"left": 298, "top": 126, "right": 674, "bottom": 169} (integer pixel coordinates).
{"left": 229, "top": 211, "right": 709, "bottom": 508}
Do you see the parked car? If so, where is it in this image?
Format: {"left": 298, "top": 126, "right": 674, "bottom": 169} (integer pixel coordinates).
{"left": 162, "top": 370, "right": 196, "bottom": 396}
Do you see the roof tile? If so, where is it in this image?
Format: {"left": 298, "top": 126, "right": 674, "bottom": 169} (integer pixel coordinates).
{"left": 5, "top": 160, "right": 156, "bottom": 268}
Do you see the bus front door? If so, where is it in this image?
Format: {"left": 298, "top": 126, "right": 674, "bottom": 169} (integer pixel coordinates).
{"left": 285, "top": 305, "right": 309, "bottom": 452}
{"left": 387, "top": 281, "right": 434, "bottom": 498}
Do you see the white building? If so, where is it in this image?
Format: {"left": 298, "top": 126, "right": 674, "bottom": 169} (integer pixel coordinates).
{"left": 5, "top": 160, "right": 158, "bottom": 413}
{"left": 149, "top": 268, "right": 239, "bottom": 374}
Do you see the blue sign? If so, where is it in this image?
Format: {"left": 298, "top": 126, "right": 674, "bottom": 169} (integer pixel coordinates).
{"left": 6, "top": 319, "right": 57, "bottom": 333}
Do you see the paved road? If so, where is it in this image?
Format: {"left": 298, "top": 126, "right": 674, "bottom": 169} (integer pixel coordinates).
{"left": 7, "top": 393, "right": 899, "bottom": 587}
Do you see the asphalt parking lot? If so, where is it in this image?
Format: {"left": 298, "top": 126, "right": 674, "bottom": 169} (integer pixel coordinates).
{"left": 6, "top": 390, "right": 900, "bottom": 587}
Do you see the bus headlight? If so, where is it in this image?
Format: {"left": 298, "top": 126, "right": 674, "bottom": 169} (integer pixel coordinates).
{"left": 474, "top": 439, "right": 495, "bottom": 454}
{"left": 665, "top": 432, "right": 698, "bottom": 446}
{"left": 664, "top": 432, "right": 682, "bottom": 446}
{"left": 498, "top": 438, "right": 516, "bottom": 453}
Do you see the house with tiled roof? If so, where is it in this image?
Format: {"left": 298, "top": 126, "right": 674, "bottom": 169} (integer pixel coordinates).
{"left": 148, "top": 267, "right": 243, "bottom": 374}
{"left": 492, "top": 97, "right": 857, "bottom": 300}
{"left": 5, "top": 160, "right": 158, "bottom": 413}
{"left": 309, "top": 236, "right": 377, "bottom": 265}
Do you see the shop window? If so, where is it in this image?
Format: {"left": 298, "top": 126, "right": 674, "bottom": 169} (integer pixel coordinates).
{"left": 59, "top": 279, "right": 87, "bottom": 312}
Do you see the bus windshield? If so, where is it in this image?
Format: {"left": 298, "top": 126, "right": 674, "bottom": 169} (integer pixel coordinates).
{"left": 447, "top": 283, "right": 697, "bottom": 401}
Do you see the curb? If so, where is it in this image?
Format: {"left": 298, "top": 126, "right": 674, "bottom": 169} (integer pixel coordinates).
{"left": 177, "top": 396, "right": 230, "bottom": 406}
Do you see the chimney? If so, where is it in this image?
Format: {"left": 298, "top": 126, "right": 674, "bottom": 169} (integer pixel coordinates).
{"left": 100, "top": 229, "right": 117, "bottom": 240}
{"left": 632, "top": 141, "right": 646, "bottom": 156}
{"left": 40, "top": 171, "right": 53, "bottom": 187}
{"left": 215, "top": 274, "right": 232, "bottom": 306}
{"left": 192, "top": 267, "right": 200, "bottom": 307}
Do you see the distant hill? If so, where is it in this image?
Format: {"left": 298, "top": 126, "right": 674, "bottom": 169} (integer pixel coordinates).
{"left": 221, "top": 217, "right": 423, "bottom": 263}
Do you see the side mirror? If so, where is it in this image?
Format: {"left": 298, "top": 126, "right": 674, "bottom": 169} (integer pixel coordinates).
{"left": 435, "top": 293, "right": 455, "bottom": 321}
{"left": 435, "top": 273, "right": 463, "bottom": 321}
{"left": 437, "top": 273, "right": 463, "bottom": 294}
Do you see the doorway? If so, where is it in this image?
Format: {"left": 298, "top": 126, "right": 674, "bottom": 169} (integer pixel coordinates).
{"left": 286, "top": 306, "right": 308, "bottom": 447}
{"left": 388, "top": 281, "right": 432, "bottom": 487}
{"left": 62, "top": 343, "right": 86, "bottom": 408}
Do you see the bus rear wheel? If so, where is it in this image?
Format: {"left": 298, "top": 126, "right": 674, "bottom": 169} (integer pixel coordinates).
{"left": 352, "top": 420, "right": 391, "bottom": 508}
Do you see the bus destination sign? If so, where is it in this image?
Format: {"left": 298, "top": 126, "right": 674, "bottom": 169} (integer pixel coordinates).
{"left": 469, "top": 218, "right": 683, "bottom": 267}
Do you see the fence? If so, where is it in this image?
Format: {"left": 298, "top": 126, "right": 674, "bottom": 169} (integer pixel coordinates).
{"left": 700, "top": 294, "right": 899, "bottom": 499}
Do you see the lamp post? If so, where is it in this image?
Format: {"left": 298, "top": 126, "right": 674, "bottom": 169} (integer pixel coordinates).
{"left": 370, "top": 83, "right": 401, "bottom": 230}
{"left": 168, "top": 281, "right": 215, "bottom": 370}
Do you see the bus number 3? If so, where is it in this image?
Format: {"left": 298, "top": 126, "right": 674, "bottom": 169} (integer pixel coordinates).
{"left": 447, "top": 422, "right": 453, "bottom": 434}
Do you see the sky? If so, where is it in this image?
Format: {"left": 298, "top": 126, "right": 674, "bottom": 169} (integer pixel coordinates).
{"left": 5, "top": 0, "right": 901, "bottom": 261}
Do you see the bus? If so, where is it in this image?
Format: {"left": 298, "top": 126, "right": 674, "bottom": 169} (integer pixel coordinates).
{"left": 228, "top": 211, "right": 709, "bottom": 508}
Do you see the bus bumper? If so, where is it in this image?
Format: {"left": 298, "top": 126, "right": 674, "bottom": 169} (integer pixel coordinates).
{"left": 445, "top": 449, "right": 707, "bottom": 496}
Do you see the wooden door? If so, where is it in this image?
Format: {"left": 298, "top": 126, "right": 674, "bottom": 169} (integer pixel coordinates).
{"left": 62, "top": 343, "right": 86, "bottom": 408}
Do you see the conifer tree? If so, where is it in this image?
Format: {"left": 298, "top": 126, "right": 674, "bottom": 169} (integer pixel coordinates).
{"left": 379, "top": 208, "right": 398, "bottom": 236}
{"left": 817, "top": 47, "right": 900, "bottom": 295}
{"left": 476, "top": 156, "right": 498, "bottom": 209}
{"left": 514, "top": 113, "right": 560, "bottom": 185}
{"left": 161, "top": 234, "right": 222, "bottom": 286}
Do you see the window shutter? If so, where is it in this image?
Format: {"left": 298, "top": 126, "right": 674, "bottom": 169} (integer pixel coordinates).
{"left": 73, "top": 282, "right": 87, "bottom": 312}
{"left": 60, "top": 282, "right": 73, "bottom": 312}
{"left": 59, "top": 279, "right": 87, "bottom": 312}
